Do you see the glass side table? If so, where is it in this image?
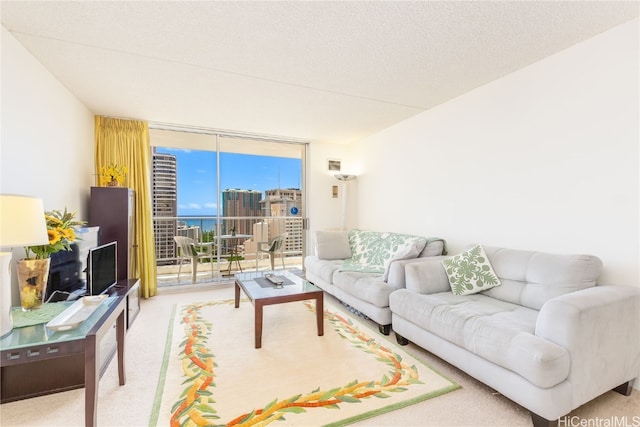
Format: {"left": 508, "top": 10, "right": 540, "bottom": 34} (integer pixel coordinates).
{"left": 0, "top": 291, "right": 128, "bottom": 427}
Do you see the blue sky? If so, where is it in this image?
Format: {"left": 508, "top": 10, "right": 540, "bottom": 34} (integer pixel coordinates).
{"left": 156, "top": 147, "right": 302, "bottom": 216}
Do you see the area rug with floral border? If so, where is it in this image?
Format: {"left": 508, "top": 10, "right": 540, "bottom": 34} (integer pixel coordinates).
{"left": 149, "top": 298, "right": 460, "bottom": 427}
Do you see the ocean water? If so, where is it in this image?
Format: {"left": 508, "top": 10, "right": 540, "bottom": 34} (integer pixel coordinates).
{"left": 179, "top": 217, "right": 217, "bottom": 232}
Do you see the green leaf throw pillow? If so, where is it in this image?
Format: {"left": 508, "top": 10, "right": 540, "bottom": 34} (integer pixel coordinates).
{"left": 340, "top": 229, "right": 427, "bottom": 274}
{"left": 442, "top": 245, "right": 501, "bottom": 296}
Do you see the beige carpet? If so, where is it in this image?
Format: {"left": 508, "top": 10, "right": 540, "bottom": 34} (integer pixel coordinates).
{"left": 1, "top": 284, "right": 639, "bottom": 426}
{"left": 150, "top": 298, "right": 459, "bottom": 426}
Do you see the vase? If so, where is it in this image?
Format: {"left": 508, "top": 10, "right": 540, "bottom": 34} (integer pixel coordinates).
{"left": 107, "top": 179, "right": 119, "bottom": 187}
{"left": 16, "top": 258, "right": 51, "bottom": 311}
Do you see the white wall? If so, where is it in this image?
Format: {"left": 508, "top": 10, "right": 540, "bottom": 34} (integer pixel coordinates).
{"left": 354, "top": 19, "right": 639, "bottom": 288}
{"left": 306, "top": 141, "right": 358, "bottom": 232}
{"left": 1, "top": 26, "right": 94, "bottom": 305}
{"left": 1, "top": 26, "right": 94, "bottom": 214}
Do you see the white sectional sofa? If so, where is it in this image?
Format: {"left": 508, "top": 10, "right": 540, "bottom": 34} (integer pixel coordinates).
{"left": 389, "top": 245, "right": 640, "bottom": 427}
{"left": 304, "top": 229, "right": 446, "bottom": 334}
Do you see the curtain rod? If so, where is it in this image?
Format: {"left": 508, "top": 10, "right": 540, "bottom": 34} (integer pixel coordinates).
{"left": 148, "top": 121, "right": 312, "bottom": 145}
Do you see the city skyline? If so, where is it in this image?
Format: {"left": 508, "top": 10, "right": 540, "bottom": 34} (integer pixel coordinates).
{"left": 155, "top": 147, "right": 302, "bottom": 216}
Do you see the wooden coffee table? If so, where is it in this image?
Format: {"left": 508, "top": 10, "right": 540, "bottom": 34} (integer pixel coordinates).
{"left": 234, "top": 270, "right": 324, "bottom": 348}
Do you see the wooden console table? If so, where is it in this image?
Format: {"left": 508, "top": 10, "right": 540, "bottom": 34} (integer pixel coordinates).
{"left": 0, "top": 278, "right": 140, "bottom": 427}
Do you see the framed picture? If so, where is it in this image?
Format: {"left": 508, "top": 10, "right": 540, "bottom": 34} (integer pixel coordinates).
{"left": 328, "top": 159, "right": 341, "bottom": 172}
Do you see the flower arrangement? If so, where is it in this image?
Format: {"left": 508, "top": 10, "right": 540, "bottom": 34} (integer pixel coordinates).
{"left": 25, "top": 208, "right": 86, "bottom": 259}
{"left": 99, "top": 163, "right": 128, "bottom": 186}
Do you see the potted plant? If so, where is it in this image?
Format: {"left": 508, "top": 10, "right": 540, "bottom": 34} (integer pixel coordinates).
{"left": 19, "top": 208, "right": 85, "bottom": 310}
{"left": 99, "top": 163, "right": 128, "bottom": 187}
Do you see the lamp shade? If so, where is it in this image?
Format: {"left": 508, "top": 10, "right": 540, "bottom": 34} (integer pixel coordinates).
{"left": 334, "top": 174, "right": 357, "bottom": 181}
{"left": 0, "top": 195, "right": 49, "bottom": 247}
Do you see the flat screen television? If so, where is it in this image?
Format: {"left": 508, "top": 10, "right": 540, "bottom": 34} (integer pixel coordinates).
{"left": 87, "top": 241, "right": 117, "bottom": 296}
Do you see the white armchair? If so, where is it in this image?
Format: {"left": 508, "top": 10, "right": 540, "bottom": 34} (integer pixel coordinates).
{"left": 174, "top": 236, "right": 215, "bottom": 283}
{"left": 257, "top": 232, "right": 288, "bottom": 271}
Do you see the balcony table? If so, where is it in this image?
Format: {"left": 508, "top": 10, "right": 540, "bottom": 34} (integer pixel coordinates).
{"left": 219, "top": 234, "right": 252, "bottom": 275}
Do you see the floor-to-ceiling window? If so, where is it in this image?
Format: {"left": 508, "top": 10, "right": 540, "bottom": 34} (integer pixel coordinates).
{"left": 149, "top": 128, "right": 307, "bottom": 286}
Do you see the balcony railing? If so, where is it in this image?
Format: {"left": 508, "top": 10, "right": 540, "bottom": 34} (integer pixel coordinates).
{"left": 153, "top": 215, "right": 304, "bottom": 287}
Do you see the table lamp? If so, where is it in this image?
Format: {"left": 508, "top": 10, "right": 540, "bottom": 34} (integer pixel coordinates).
{"left": 0, "top": 195, "right": 49, "bottom": 337}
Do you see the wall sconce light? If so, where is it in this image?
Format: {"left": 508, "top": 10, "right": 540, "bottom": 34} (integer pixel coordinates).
{"left": 334, "top": 174, "right": 357, "bottom": 182}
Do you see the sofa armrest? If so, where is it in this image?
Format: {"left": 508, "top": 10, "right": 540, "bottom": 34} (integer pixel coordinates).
{"left": 419, "top": 238, "right": 447, "bottom": 257}
{"left": 386, "top": 257, "right": 436, "bottom": 289}
{"left": 404, "top": 256, "right": 451, "bottom": 294}
{"left": 536, "top": 285, "right": 640, "bottom": 403}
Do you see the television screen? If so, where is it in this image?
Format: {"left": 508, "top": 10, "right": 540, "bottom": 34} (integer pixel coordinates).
{"left": 88, "top": 241, "right": 117, "bottom": 296}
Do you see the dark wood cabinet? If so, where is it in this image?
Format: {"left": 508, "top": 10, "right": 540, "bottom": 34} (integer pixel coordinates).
{"left": 89, "top": 187, "right": 135, "bottom": 281}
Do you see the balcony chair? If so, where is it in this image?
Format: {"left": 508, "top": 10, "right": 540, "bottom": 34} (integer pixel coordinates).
{"left": 258, "top": 232, "right": 288, "bottom": 271}
{"left": 174, "top": 236, "right": 215, "bottom": 283}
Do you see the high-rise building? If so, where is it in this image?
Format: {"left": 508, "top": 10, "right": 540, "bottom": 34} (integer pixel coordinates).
{"left": 222, "top": 189, "right": 262, "bottom": 235}
{"left": 261, "top": 188, "right": 302, "bottom": 217}
{"left": 152, "top": 150, "right": 178, "bottom": 264}
{"left": 261, "top": 188, "right": 303, "bottom": 255}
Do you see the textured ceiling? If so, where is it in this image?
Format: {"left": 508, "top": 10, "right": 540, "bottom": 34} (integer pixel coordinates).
{"left": 1, "top": 1, "right": 638, "bottom": 144}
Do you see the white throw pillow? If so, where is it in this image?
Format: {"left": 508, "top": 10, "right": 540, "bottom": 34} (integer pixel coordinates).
{"left": 315, "top": 230, "right": 352, "bottom": 260}
{"left": 441, "top": 244, "right": 501, "bottom": 296}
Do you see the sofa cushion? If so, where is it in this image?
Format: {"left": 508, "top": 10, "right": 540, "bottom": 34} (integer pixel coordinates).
{"left": 304, "top": 256, "right": 342, "bottom": 285}
{"left": 390, "top": 289, "right": 570, "bottom": 388}
{"left": 332, "top": 271, "right": 393, "bottom": 308}
{"left": 480, "top": 247, "right": 602, "bottom": 310}
{"left": 340, "top": 229, "right": 427, "bottom": 274}
{"left": 442, "top": 245, "right": 501, "bottom": 295}
{"left": 315, "top": 230, "right": 351, "bottom": 260}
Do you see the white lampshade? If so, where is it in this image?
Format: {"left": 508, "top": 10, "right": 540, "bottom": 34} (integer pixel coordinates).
{"left": 334, "top": 174, "right": 357, "bottom": 182}
{"left": 0, "top": 194, "right": 49, "bottom": 247}
{"left": 0, "top": 194, "right": 48, "bottom": 337}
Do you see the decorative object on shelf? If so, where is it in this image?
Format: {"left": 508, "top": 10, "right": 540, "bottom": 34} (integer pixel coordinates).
{"left": 0, "top": 195, "right": 49, "bottom": 335}
{"left": 99, "top": 163, "right": 128, "bottom": 187}
{"left": 46, "top": 294, "right": 107, "bottom": 331}
{"left": 16, "top": 258, "right": 51, "bottom": 311}
{"left": 20, "top": 208, "right": 86, "bottom": 311}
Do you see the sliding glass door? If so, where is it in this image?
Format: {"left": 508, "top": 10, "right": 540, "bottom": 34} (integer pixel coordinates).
{"left": 149, "top": 128, "right": 307, "bottom": 286}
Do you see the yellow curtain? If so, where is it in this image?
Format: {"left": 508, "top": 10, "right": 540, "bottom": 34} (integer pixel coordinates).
{"left": 95, "top": 116, "right": 157, "bottom": 298}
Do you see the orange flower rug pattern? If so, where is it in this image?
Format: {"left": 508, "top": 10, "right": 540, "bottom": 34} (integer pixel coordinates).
{"left": 150, "top": 299, "right": 459, "bottom": 426}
